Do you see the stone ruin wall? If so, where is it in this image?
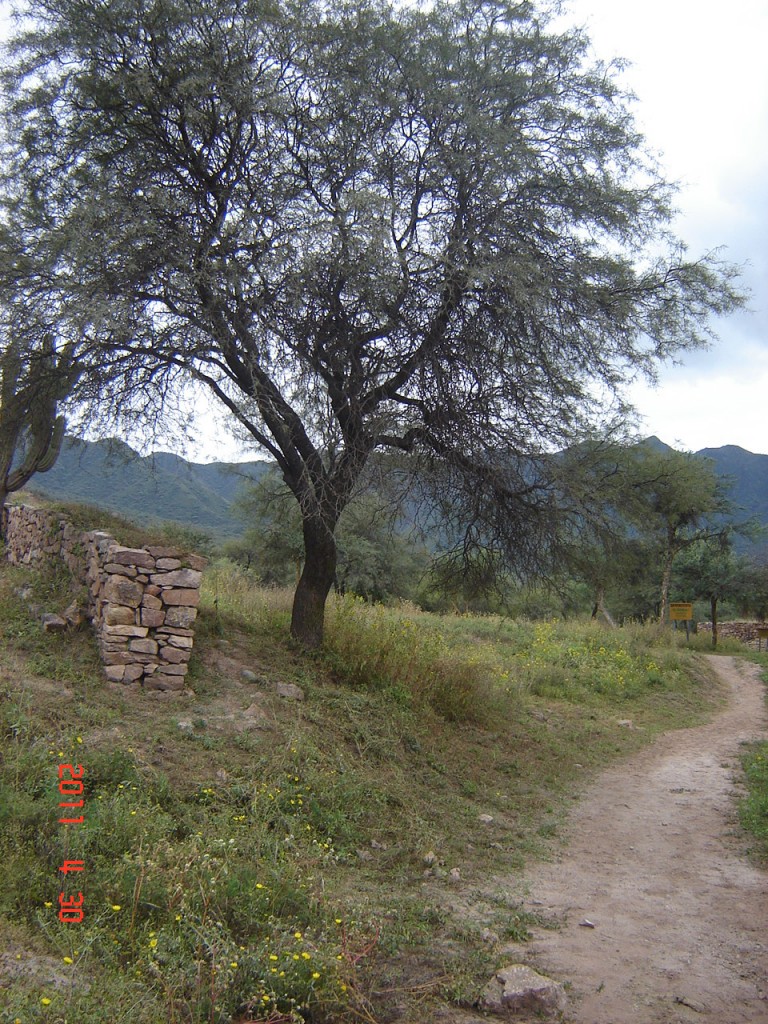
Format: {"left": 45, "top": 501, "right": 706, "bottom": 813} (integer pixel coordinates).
{"left": 2, "top": 503, "right": 206, "bottom": 692}
{"left": 696, "top": 619, "right": 768, "bottom": 647}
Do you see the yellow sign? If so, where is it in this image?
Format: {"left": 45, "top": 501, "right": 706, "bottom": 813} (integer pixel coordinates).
{"left": 670, "top": 603, "right": 694, "bottom": 621}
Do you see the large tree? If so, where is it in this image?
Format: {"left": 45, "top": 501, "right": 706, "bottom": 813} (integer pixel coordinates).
{"left": 1, "top": 0, "right": 743, "bottom": 646}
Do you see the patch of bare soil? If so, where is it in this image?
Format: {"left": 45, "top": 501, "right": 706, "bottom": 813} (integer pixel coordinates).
{"left": 505, "top": 656, "right": 768, "bottom": 1023}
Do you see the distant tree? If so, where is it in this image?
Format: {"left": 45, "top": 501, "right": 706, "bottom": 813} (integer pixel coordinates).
{"left": 554, "top": 441, "right": 746, "bottom": 625}
{"left": 673, "top": 535, "right": 754, "bottom": 647}
{"left": 226, "top": 473, "right": 306, "bottom": 588}
{"left": 2, "top": 0, "right": 744, "bottom": 646}
{"left": 738, "top": 562, "right": 768, "bottom": 622}
{"left": 623, "top": 447, "right": 741, "bottom": 623}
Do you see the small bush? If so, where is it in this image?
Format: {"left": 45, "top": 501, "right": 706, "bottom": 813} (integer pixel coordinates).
{"left": 324, "top": 596, "right": 507, "bottom": 725}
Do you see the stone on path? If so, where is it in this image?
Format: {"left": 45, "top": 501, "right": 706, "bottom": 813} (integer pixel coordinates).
{"left": 276, "top": 681, "right": 304, "bottom": 701}
{"left": 481, "top": 964, "right": 567, "bottom": 1017}
{"left": 41, "top": 613, "right": 67, "bottom": 632}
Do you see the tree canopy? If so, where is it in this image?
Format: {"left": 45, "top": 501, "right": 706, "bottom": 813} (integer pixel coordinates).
{"left": 0, "top": 0, "right": 744, "bottom": 645}
{"left": 557, "top": 441, "right": 754, "bottom": 624}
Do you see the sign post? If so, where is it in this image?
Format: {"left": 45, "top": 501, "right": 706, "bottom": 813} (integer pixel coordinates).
{"left": 670, "top": 602, "right": 694, "bottom": 641}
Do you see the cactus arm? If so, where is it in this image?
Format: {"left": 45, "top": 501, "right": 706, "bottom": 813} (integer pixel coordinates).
{"left": 6, "top": 413, "right": 65, "bottom": 492}
{"left": 35, "top": 414, "right": 65, "bottom": 473}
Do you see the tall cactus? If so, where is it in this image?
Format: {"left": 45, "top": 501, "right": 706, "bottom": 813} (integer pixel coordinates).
{"left": 0, "top": 336, "right": 71, "bottom": 509}
{"left": 6, "top": 412, "right": 66, "bottom": 490}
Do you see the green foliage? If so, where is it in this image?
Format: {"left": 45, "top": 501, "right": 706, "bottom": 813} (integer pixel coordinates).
{"left": 558, "top": 440, "right": 746, "bottom": 624}
{"left": 735, "top": 561, "right": 768, "bottom": 621}
{"left": 324, "top": 595, "right": 510, "bottom": 724}
{"left": 0, "top": 735, "right": 369, "bottom": 1023}
{"left": 228, "top": 472, "right": 430, "bottom": 602}
{"left": 740, "top": 739, "right": 768, "bottom": 861}
{"left": 513, "top": 620, "right": 686, "bottom": 702}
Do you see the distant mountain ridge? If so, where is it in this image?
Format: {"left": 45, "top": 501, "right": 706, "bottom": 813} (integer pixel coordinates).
{"left": 24, "top": 435, "right": 768, "bottom": 549}
{"left": 27, "top": 436, "right": 269, "bottom": 538}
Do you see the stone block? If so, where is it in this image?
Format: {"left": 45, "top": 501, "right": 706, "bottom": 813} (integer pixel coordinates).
{"left": 481, "top": 965, "right": 567, "bottom": 1017}
{"left": 164, "top": 606, "right": 198, "bottom": 628}
{"left": 103, "top": 563, "right": 138, "bottom": 577}
{"left": 123, "top": 664, "right": 145, "bottom": 683}
{"left": 276, "top": 681, "right": 305, "bottom": 701}
{"left": 102, "top": 651, "right": 134, "bottom": 666}
{"left": 142, "top": 593, "right": 163, "bottom": 609}
{"left": 42, "top": 613, "right": 68, "bottom": 633}
{"left": 161, "top": 588, "right": 200, "bottom": 607}
{"left": 140, "top": 607, "right": 166, "bottom": 628}
{"left": 164, "top": 634, "right": 194, "bottom": 649}
{"left": 100, "top": 642, "right": 132, "bottom": 654}
{"left": 145, "top": 545, "right": 182, "bottom": 559}
{"left": 145, "top": 673, "right": 186, "bottom": 692}
{"left": 107, "top": 545, "right": 156, "bottom": 569}
{"left": 129, "top": 638, "right": 159, "bottom": 655}
{"left": 155, "top": 557, "right": 182, "bottom": 570}
{"left": 105, "top": 664, "right": 126, "bottom": 682}
{"left": 158, "top": 662, "right": 188, "bottom": 675}
{"left": 104, "top": 604, "right": 137, "bottom": 626}
{"left": 102, "top": 623, "right": 149, "bottom": 638}
{"left": 103, "top": 576, "right": 144, "bottom": 608}
{"left": 150, "top": 568, "right": 202, "bottom": 588}
{"left": 160, "top": 645, "right": 189, "bottom": 664}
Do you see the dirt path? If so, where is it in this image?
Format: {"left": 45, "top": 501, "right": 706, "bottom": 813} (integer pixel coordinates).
{"left": 508, "top": 655, "right": 768, "bottom": 1024}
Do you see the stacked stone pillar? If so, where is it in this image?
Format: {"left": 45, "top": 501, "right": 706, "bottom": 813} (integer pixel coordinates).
{"left": 95, "top": 543, "right": 205, "bottom": 691}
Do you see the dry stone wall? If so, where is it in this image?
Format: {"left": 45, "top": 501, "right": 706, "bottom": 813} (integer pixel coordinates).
{"left": 2, "top": 503, "right": 206, "bottom": 692}
{"left": 696, "top": 620, "right": 768, "bottom": 648}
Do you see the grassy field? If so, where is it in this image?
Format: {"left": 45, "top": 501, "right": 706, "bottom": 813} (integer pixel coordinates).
{"left": 0, "top": 550, "right": 760, "bottom": 1024}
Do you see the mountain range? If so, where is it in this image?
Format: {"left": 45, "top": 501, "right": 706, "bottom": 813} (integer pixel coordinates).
{"left": 26, "top": 436, "right": 270, "bottom": 538}
{"left": 23, "top": 435, "right": 768, "bottom": 550}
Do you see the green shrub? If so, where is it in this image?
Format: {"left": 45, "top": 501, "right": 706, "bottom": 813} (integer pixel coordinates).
{"left": 740, "top": 741, "right": 768, "bottom": 860}
{"left": 324, "top": 596, "right": 507, "bottom": 725}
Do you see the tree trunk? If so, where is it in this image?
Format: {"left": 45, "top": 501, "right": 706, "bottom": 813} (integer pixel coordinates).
{"left": 592, "top": 586, "right": 616, "bottom": 627}
{"left": 711, "top": 594, "right": 718, "bottom": 649}
{"left": 290, "top": 516, "right": 338, "bottom": 650}
{"left": 0, "top": 487, "right": 8, "bottom": 541}
{"left": 659, "top": 543, "right": 674, "bottom": 624}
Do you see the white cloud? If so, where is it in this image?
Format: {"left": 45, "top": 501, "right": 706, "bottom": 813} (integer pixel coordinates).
{"left": 626, "top": 358, "right": 768, "bottom": 455}
{"left": 561, "top": 0, "right": 768, "bottom": 454}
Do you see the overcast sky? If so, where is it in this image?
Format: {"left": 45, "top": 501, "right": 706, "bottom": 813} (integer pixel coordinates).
{"left": 561, "top": 0, "right": 768, "bottom": 455}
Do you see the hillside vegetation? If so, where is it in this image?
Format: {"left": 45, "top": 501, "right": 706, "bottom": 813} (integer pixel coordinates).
{"left": 0, "top": 529, "right": 745, "bottom": 1024}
